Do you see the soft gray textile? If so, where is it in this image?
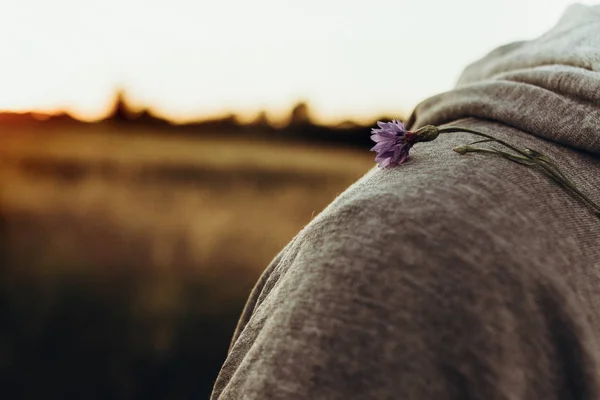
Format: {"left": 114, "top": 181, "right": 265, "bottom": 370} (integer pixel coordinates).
{"left": 211, "top": 4, "right": 600, "bottom": 399}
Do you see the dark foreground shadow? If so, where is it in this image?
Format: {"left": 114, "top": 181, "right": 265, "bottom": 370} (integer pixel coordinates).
{"left": 0, "top": 210, "right": 254, "bottom": 399}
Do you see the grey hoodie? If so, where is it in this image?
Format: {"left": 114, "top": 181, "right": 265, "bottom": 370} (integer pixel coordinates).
{"left": 211, "top": 4, "right": 600, "bottom": 399}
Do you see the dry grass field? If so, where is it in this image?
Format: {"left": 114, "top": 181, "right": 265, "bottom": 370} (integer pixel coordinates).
{"left": 0, "top": 123, "right": 374, "bottom": 399}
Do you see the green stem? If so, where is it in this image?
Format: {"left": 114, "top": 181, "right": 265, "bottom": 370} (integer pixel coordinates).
{"left": 458, "top": 147, "right": 535, "bottom": 165}
{"left": 468, "top": 139, "right": 496, "bottom": 146}
{"left": 536, "top": 162, "right": 600, "bottom": 213}
{"left": 439, "top": 127, "right": 534, "bottom": 160}
{"left": 439, "top": 126, "right": 600, "bottom": 216}
{"left": 459, "top": 146, "right": 600, "bottom": 215}
{"left": 523, "top": 150, "right": 573, "bottom": 184}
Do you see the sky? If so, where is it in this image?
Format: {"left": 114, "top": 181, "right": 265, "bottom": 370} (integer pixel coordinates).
{"left": 0, "top": 0, "right": 595, "bottom": 124}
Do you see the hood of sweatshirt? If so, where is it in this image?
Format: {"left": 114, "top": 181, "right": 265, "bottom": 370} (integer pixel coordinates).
{"left": 407, "top": 3, "right": 600, "bottom": 156}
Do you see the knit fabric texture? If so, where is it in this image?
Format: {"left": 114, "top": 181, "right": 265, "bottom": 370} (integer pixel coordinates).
{"left": 211, "top": 4, "right": 600, "bottom": 399}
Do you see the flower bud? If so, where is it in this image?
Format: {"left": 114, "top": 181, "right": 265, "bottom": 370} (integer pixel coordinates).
{"left": 523, "top": 148, "right": 552, "bottom": 163}
{"left": 412, "top": 125, "right": 439, "bottom": 143}
{"left": 453, "top": 145, "right": 470, "bottom": 154}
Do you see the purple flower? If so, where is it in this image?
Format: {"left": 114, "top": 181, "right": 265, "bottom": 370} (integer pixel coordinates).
{"left": 370, "top": 119, "right": 416, "bottom": 168}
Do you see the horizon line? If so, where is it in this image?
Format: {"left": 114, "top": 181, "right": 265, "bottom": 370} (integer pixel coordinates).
{"left": 0, "top": 90, "right": 407, "bottom": 128}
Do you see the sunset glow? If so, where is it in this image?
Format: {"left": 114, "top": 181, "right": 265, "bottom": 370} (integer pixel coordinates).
{"left": 0, "top": 0, "right": 592, "bottom": 124}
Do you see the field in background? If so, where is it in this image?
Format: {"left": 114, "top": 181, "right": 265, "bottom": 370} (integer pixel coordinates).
{"left": 0, "top": 123, "right": 374, "bottom": 399}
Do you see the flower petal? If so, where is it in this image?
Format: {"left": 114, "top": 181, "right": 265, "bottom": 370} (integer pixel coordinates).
{"left": 398, "top": 148, "right": 410, "bottom": 164}
{"left": 378, "top": 157, "right": 392, "bottom": 168}
{"left": 391, "top": 144, "right": 403, "bottom": 164}
{"left": 370, "top": 140, "right": 393, "bottom": 152}
{"left": 370, "top": 132, "right": 396, "bottom": 142}
{"left": 371, "top": 120, "right": 410, "bottom": 167}
{"left": 374, "top": 149, "right": 395, "bottom": 162}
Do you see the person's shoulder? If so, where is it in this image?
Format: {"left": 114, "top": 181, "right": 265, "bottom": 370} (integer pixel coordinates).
{"left": 300, "top": 147, "right": 522, "bottom": 260}
{"left": 302, "top": 118, "right": 575, "bottom": 258}
{"left": 287, "top": 124, "right": 565, "bottom": 289}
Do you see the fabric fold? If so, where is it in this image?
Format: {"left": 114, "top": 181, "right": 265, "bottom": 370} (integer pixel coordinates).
{"left": 407, "top": 3, "right": 600, "bottom": 156}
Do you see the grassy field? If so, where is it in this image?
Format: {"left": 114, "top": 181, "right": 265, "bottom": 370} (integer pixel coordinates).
{"left": 0, "top": 123, "right": 374, "bottom": 399}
